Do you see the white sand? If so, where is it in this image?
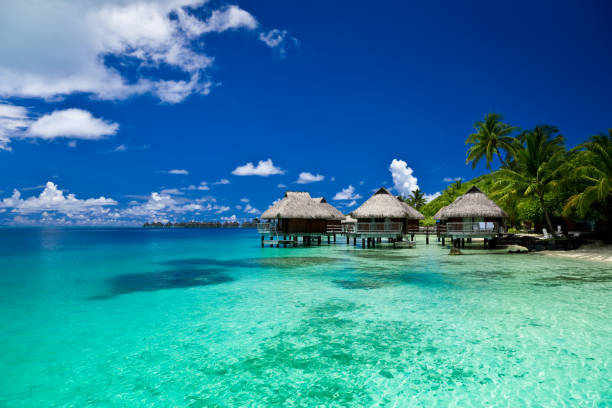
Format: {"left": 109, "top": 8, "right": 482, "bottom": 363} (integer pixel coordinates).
{"left": 537, "top": 243, "right": 612, "bottom": 263}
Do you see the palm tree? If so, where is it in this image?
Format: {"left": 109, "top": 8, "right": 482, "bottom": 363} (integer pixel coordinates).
{"left": 563, "top": 130, "right": 612, "bottom": 216}
{"left": 408, "top": 189, "right": 427, "bottom": 210}
{"left": 494, "top": 126, "right": 565, "bottom": 233}
{"left": 466, "top": 113, "right": 519, "bottom": 169}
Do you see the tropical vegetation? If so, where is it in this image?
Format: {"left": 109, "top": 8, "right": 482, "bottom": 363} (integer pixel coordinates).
{"left": 420, "top": 113, "right": 611, "bottom": 235}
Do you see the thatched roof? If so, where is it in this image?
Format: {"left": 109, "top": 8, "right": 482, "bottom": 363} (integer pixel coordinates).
{"left": 313, "top": 197, "right": 344, "bottom": 220}
{"left": 350, "top": 187, "right": 424, "bottom": 220}
{"left": 434, "top": 186, "right": 508, "bottom": 220}
{"left": 261, "top": 191, "right": 344, "bottom": 220}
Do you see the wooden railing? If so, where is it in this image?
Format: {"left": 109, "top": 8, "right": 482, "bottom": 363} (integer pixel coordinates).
{"left": 256, "top": 223, "right": 276, "bottom": 234}
{"left": 445, "top": 222, "right": 499, "bottom": 234}
{"left": 355, "top": 222, "right": 403, "bottom": 234}
{"left": 326, "top": 225, "right": 345, "bottom": 234}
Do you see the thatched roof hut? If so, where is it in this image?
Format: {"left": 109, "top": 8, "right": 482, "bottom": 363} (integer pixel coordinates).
{"left": 261, "top": 192, "right": 343, "bottom": 220}
{"left": 351, "top": 187, "right": 424, "bottom": 220}
{"left": 434, "top": 186, "right": 507, "bottom": 220}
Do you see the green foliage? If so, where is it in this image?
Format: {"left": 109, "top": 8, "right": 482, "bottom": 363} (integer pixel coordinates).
{"left": 493, "top": 126, "right": 566, "bottom": 231}
{"left": 404, "top": 188, "right": 427, "bottom": 210}
{"left": 427, "top": 116, "right": 610, "bottom": 231}
{"left": 419, "top": 216, "right": 436, "bottom": 226}
{"left": 562, "top": 130, "right": 612, "bottom": 217}
{"left": 466, "top": 113, "right": 519, "bottom": 169}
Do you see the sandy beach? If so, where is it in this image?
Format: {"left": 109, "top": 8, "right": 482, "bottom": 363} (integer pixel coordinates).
{"left": 537, "top": 243, "right": 612, "bottom": 263}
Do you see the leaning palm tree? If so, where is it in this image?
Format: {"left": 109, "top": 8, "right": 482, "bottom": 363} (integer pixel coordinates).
{"left": 466, "top": 113, "right": 519, "bottom": 169}
{"left": 494, "top": 126, "right": 565, "bottom": 233}
{"left": 563, "top": 130, "right": 612, "bottom": 216}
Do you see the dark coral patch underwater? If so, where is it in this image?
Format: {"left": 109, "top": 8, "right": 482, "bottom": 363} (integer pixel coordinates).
{"left": 90, "top": 267, "right": 234, "bottom": 299}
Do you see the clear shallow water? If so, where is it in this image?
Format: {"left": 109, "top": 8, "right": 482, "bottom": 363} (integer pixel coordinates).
{"left": 0, "top": 228, "right": 610, "bottom": 407}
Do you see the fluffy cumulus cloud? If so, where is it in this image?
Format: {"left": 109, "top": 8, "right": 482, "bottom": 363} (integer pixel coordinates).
{"left": 296, "top": 172, "right": 324, "bottom": 184}
{"left": 389, "top": 159, "right": 419, "bottom": 197}
{"left": 231, "top": 159, "right": 284, "bottom": 176}
{"left": 0, "top": 181, "right": 242, "bottom": 225}
{"left": 0, "top": 182, "right": 117, "bottom": 220}
{"left": 26, "top": 109, "right": 118, "bottom": 140}
{"left": 0, "top": 103, "right": 117, "bottom": 150}
{"left": 213, "top": 178, "right": 230, "bottom": 185}
{"left": 0, "top": 1, "right": 287, "bottom": 103}
{"left": 333, "top": 185, "right": 362, "bottom": 201}
{"left": 443, "top": 177, "right": 463, "bottom": 183}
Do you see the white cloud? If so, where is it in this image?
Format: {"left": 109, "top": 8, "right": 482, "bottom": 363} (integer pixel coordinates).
{"left": 114, "top": 144, "right": 127, "bottom": 152}
{"left": 296, "top": 172, "right": 324, "bottom": 184}
{"left": 26, "top": 109, "right": 118, "bottom": 140}
{"left": 214, "top": 205, "right": 230, "bottom": 214}
{"left": 240, "top": 198, "right": 250, "bottom": 203}
{"left": 259, "top": 28, "right": 298, "bottom": 57}
{"left": 277, "top": 183, "right": 287, "bottom": 188}
{"left": 168, "top": 169, "right": 189, "bottom": 175}
{"left": 333, "top": 185, "right": 362, "bottom": 200}
{"left": 330, "top": 176, "right": 335, "bottom": 182}
{"left": 346, "top": 200, "right": 357, "bottom": 207}
{"left": 0, "top": 181, "right": 117, "bottom": 216}
{"left": 0, "top": 104, "right": 119, "bottom": 150}
{"left": 0, "top": 1, "right": 263, "bottom": 103}
{"left": 424, "top": 192, "right": 441, "bottom": 203}
{"left": 0, "top": 182, "right": 240, "bottom": 225}
{"left": 244, "top": 204, "right": 260, "bottom": 215}
{"left": 231, "top": 158, "right": 284, "bottom": 176}
{"left": 0, "top": 103, "right": 29, "bottom": 151}
{"left": 221, "top": 214, "right": 238, "bottom": 222}
{"left": 443, "top": 177, "right": 464, "bottom": 183}
{"left": 68, "top": 140, "right": 77, "bottom": 148}
{"left": 160, "top": 188, "right": 183, "bottom": 195}
{"left": 213, "top": 178, "right": 230, "bottom": 185}
{"left": 389, "top": 159, "right": 419, "bottom": 197}
{"left": 179, "top": 5, "right": 258, "bottom": 36}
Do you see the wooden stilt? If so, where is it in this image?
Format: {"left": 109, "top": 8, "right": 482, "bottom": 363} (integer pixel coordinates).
{"left": 362, "top": 238, "right": 365, "bottom": 248}
{"left": 353, "top": 237, "right": 357, "bottom": 246}
{"left": 261, "top": 235, "right": 264, "bottom": 247}
{"left": 318, "top": 236, "right": 322, "bottom": 246}
{"left": 328, "top": 235, "right": 331, "bottom": 244}
{"left": 333, "top": 234, "right": 336, "bottom": 243}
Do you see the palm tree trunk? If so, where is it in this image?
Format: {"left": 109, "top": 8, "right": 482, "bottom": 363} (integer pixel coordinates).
{"left": 539, "top": 195, "right": 554, "bottom": 233}
{"left": 496, "top": 150, "right": 507, "bottom": 168}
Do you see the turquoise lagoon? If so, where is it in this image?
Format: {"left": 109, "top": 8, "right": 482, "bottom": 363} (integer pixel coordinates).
{"left": 0, "top": 228, "right": 610, "bottom": 407}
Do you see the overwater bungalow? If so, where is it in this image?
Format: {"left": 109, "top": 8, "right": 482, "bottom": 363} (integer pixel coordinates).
{"left": 349, "top": 187, "right": 424, "bottom": 245}
{"left": 259, "top": 191, "right": 344, "bottom": 245}
{"left": 434, "top": 186, "right": 507, "bottom": 245}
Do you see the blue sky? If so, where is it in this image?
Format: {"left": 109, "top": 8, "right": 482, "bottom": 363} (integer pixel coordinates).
{"left": 0, "top": 0, "right": 611, "bottom": 225}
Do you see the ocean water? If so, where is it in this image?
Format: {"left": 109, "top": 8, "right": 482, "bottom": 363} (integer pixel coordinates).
{"left": 0, "top": 228, "right": 610, "bottom": 407}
